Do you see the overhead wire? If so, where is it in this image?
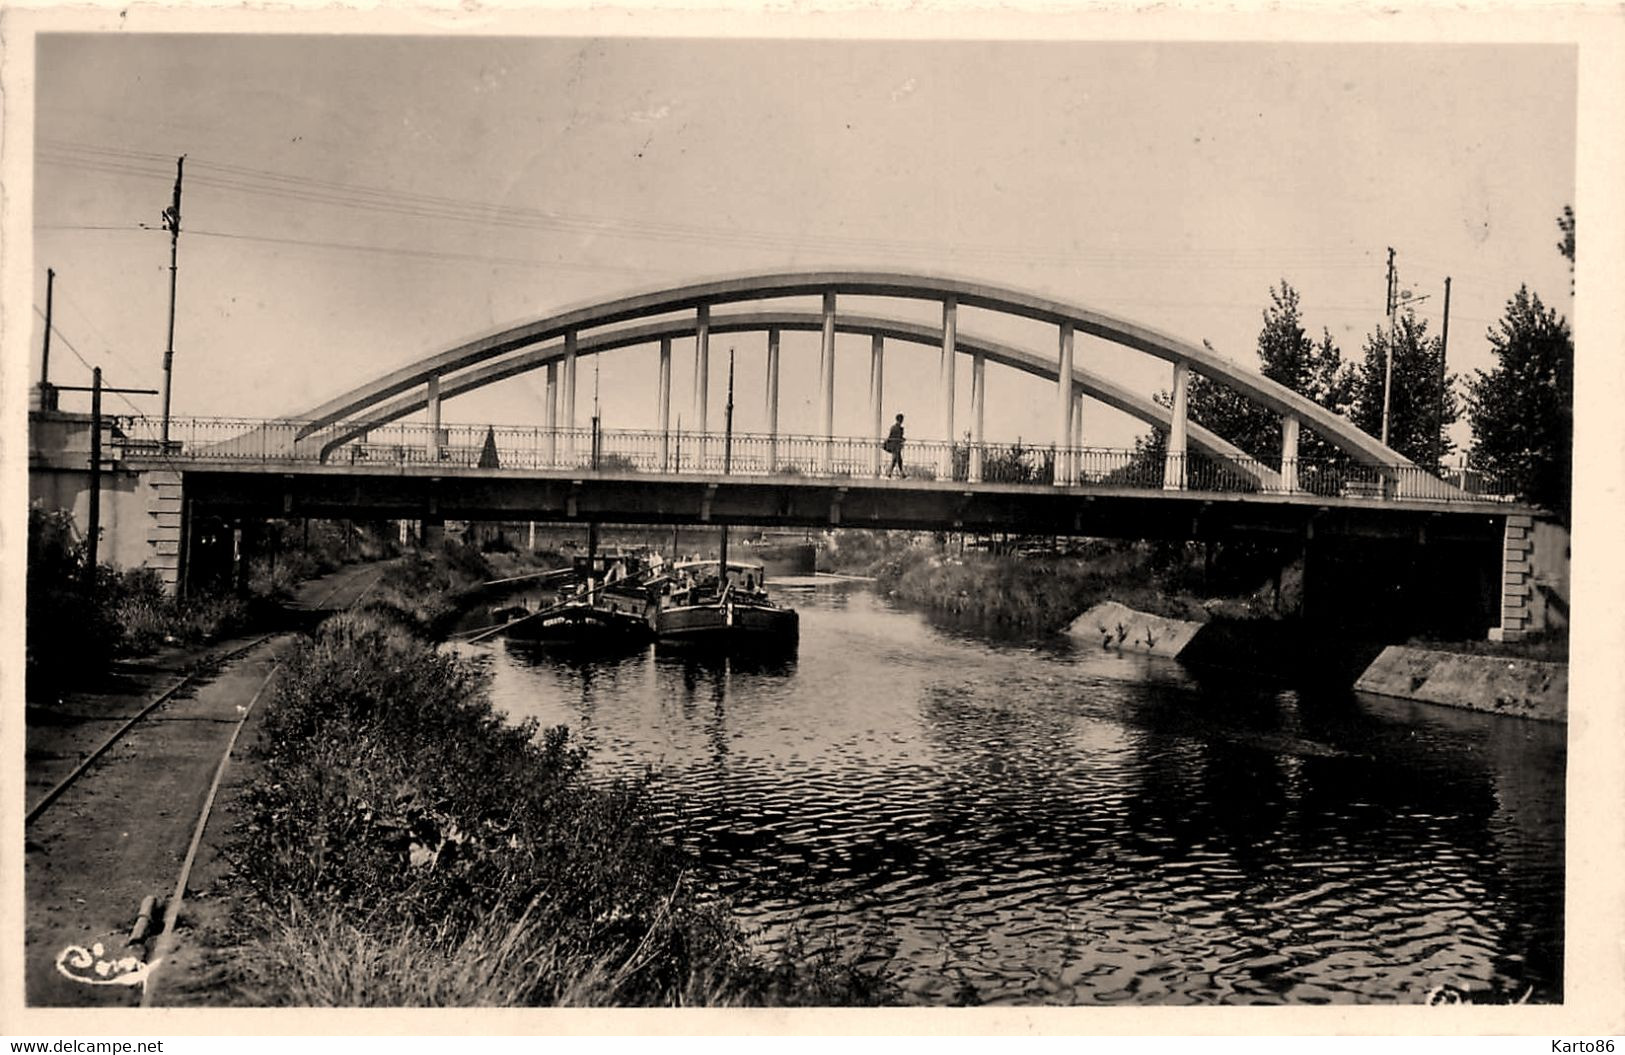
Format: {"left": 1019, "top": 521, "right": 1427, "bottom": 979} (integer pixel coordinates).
{"left": 38, "top": 139, "right": 1381, "bottom": 272}
{"left": 31, "top": 305, "right": 153, "bottom": 422}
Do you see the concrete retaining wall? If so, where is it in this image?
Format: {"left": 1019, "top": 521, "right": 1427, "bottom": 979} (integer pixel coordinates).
{"left": 1066, "top": 601, "right": 1204, "bottom": 658}
{"left": 1069, "top": 601, "right": 1567, "bottom": 723}
{"left": 1353, "top": 645, "right": 1567, "bottom": 723}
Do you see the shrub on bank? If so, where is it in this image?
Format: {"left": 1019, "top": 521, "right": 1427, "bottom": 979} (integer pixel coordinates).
{"left": 870, "top": 544, "right": 1218, "bottom": 633}
{"left": 25, "top": 506, "right": 263, "bottom": 692}
{"left": 232, "top": 606, "right": 896, "bottom": 1006}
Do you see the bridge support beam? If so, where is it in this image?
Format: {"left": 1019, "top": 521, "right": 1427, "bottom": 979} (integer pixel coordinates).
{"left": 425, "top": 375, "right": 442, "bottom": 463}
{"left": 819, "top": 294, "right": 836, "bottom": 472}
{"left": 940, "top": 296, "right": 957, "bottom": 478}
{"left": 869, "top": 334, "right": 884, "bottom": 477}
{"left": 695, "top": 304, "right": 710, "bottom": 468}
{"left": 1280, "top": 413, "right": 1300, "bottom": 493}
{"left": 766, "top": 328, "right": 781, "bottom": 472}
{"left": 1163, "top": 360, "right": 1189, "bottom": 491}
{"left": 544, "top": 362, "right": 558, "bottom": 466}
{"left": 1055, "top": 322, "right": 1075, "bottom": 486}
{"left": 563, "top": 331, "right": 578, "bottom": 460}
{"left": 658, "top": 338, "right": 672, "bottom": 471}
{"left": 970, "top": 350, "right": 986, "bottom": 483}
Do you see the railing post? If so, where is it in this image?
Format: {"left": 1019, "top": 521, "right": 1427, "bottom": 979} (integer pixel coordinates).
{"left": 1162, "top": 360, "right": 1189, "bottom": 491}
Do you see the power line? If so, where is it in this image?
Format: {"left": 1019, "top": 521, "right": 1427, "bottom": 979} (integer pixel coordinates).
{"left": 185, "top": 227, "right": 669, "bottom": 277}
{"left": 31, "top": 305, "right": 149, "bottom": 418}
{"left": 38, "top": 140, "right": 1381, "bottom": 271}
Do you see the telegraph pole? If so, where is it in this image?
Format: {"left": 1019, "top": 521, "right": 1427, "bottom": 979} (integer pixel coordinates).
{"left": 160, "top": 155, "right": 185, "bottom": 447}
{"left": 1381, "top": 247, "right": 1396, "bottom": 447}
{"left": 1435, "top": 276, "right": 1452, "bottom": 471}
{"left": 53, "top": 371, "right": 160, "bottom": 591}
{"left": 87, "top": 367, "right": 102, "bottom": 587}
{"left": 39, "top": 268, "right": 57, "bottom": 409}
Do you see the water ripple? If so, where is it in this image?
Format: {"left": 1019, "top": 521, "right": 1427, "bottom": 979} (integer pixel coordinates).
{"left": 482, "top": 582, "right": 1565, "bottom": 1004}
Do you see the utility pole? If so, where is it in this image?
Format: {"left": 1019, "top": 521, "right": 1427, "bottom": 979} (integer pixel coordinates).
{"left": 53, "top": 371, "right": 160, "bottom": 591}
{"left": 160, "top": 155, "right": 185, "bottom": 447}
{"left": 39, "top": 268, "right": 57, "bottom": 410}
{"left": 1381, "top": 246, "right": 1396, "bottom": 447}
{"left": 1436, "top": 276, "right": 1452, "bottom": 471}
{"left": 590, "top": 359, "right": 602, "bottom": 470}
{"left": 87, "top": 367, "right": 102, "bottom": 588}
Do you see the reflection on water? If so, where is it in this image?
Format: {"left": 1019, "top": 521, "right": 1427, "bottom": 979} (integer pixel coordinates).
{"left": 461, "top": 582, "right": 1565, "bottom": 1006}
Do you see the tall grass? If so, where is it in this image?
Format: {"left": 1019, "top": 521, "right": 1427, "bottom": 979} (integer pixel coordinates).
{"left": 229, "top": 601, "right": 896, "bottom": 1006}
{"left": 870, "top": 544, "right": 1215, "bottom": 633}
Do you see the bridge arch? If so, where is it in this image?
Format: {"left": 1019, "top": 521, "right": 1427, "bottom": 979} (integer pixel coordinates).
{"left": 261, "top": 270, "right": 1434, "bottom": 494}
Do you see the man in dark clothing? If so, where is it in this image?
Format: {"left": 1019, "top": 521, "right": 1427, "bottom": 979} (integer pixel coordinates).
{"left": 884, "top": 414, "right": 907, "bottom": 478}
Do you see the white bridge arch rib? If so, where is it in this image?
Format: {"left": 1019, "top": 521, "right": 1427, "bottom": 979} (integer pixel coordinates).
{"left": 256, "top": 270, "right": 1434, "bottom": 490}
{"left": 287, "top": 310, "right": 1277, "bottom": 488}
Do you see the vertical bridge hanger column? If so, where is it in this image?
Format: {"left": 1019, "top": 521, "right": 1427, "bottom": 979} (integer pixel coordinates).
{"left": 1164, "top": 360, "right": 1190, "bottom": 490}
{"left": 1281, "top": 413, "right": 1301, "bottom": 494}
{"left": 868, "top": 333, "right": 884, "bottom": 477}
{"left": 658, "top": 337, "right": 672, "bottom": 472}
{"left": 766, "top": 328, "right": 781, "bottom": 472}
{"left": 819, "top": 293, "right": 836, "bottom": 472}
{"left": 563, "top": 331, "right": 578, "bottom": 458}
{"left": 695, "top": 303, "right": 710, "bottom": 468}
{"left": 940, "top": 296, "right": 957, "bottom": 478}
{"left": 544, "top": 361, "right": 558, "bottom": 466}
{"left": 1056, "top": 321, "right": 1075, "bottom": 486}
{"left": 970, "top": 349, "right": 986, "bottom": 484}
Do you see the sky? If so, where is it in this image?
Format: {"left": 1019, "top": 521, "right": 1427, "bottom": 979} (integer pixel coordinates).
{"left": 26, "top": 34, "right": 1577, "bottom": 454}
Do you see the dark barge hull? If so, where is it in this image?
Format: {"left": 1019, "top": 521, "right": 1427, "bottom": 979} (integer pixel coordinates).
{"left": 656, "top": 601, "right": 799, "bottom": 650}
{"left": 502, "top": 604, "right": 654, "bottom": 645}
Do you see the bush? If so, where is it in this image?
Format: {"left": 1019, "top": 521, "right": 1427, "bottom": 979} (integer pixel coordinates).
{"left": 26, "top": 506, "right": 119, "bottom": 690}
{"left": 232, "top": 607, "right": 896, "bottom": 1006}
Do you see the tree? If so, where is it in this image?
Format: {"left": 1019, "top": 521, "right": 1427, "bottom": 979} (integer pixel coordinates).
{"left": 1350, "top": 311, "right": 1459, "bottom": 467}
{"left": 1557, "top": 205, "right": 1575, "bottom": 294}
{"left": 1161, "top": 282, "right": 1357, "bottom": 469}
{"left": 1465, "top": 284, "right": 1572, "bottom": 521}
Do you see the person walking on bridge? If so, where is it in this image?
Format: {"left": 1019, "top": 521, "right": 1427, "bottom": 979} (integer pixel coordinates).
{"left": 884, "top": 413, "right": 907, "bottom": 479}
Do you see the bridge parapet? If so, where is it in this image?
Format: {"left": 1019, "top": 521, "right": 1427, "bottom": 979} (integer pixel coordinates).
{"left": 124, "top": 415, "right": 1514, "bottom": 507}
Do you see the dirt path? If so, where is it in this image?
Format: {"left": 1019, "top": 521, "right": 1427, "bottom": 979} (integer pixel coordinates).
{"left": 22, "top": 561, "right": 385, "bottom": 1008}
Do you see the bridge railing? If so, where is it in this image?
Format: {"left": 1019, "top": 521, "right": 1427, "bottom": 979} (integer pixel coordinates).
{"left": 116, "top": 416, "right": 1515, "bottom": 505}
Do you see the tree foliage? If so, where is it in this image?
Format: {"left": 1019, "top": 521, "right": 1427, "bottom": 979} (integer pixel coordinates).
{"left": 1557, "top": 205, "right": 1575, "bottom": 294}
{"left": 1350, "top": 311, "right": 1459, "bottom": 467}
{"left": 1160, "top": 282, "right": 1357, "bottom": 468}
{"left": 1465, "top": 284, "right": 1573, "bottom": 520}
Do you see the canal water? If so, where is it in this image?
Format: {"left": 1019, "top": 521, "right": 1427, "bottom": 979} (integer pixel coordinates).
{"left": 459, "top": 579, "right": 1565, "bottom": 1006}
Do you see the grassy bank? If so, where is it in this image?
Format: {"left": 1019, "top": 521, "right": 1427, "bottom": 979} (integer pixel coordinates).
{"left": 24, "top": 508, "right": 407, "bottom": 695}
{"left": 856, "top": 535, "right": 1266, "bottom": 634}
{"left": 223, "top": 564, "right": 894, "bottom": 1007}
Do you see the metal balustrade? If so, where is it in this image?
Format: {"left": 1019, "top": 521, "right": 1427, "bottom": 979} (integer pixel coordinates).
{"left": 108, "top": 415, "right": 1514, "bottom": 506}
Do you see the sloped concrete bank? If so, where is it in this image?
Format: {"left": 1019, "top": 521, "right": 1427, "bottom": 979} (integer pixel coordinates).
{"left": 1066, "top": 602, "right": 1567, "bottom": 722}
{"left": 1352, "top": 646, "right": 1567, "bottom": 723}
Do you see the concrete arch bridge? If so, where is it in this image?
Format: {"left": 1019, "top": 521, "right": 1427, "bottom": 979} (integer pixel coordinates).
{"left": 92, "top": 270, "right": 1537, "bottom": 638}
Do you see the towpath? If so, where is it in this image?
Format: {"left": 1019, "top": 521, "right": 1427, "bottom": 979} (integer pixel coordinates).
{"left": 22, "top": 561, "right": 384, "bottom": 1008}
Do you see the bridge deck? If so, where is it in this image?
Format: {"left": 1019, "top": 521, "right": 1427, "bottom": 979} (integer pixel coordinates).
{"left": 155, "top": 457, "right": 1514, "bottom": 545}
